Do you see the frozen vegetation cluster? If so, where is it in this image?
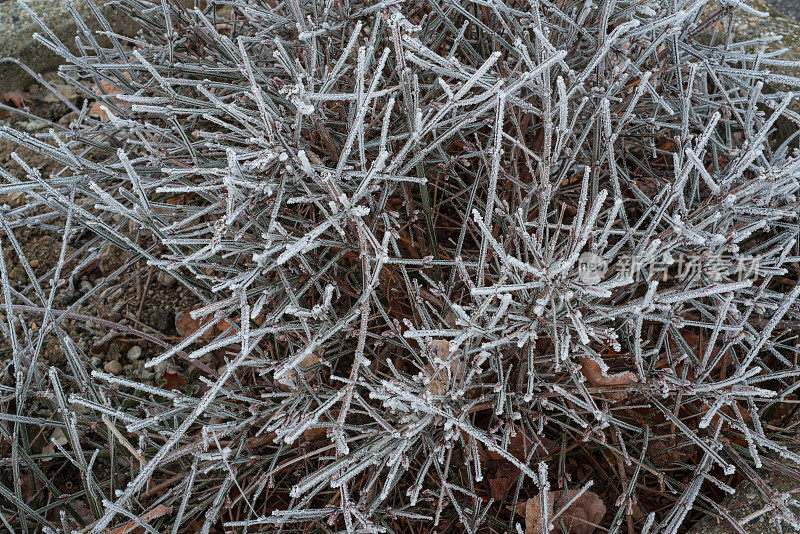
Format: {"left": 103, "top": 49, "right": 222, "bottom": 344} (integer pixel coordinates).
{"left": 2, "top": 0, "right": 800, "bottom": 532}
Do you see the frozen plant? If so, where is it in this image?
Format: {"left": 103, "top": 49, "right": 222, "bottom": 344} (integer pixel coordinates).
{"left": 2, "top": 0, "right": 800, "bottom": 532}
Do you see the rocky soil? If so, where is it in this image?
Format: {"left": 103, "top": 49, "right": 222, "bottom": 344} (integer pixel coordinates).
{"left": 1, "top": 73, "right": 205, "bottom": 392}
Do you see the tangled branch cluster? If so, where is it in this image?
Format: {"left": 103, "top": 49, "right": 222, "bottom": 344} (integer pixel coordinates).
{"left": 2, "top": 0, "right": 800, "bottom": 532}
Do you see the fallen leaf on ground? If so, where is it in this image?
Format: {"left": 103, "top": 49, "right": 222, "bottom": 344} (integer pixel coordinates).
{"left": 425, "top": 339, "right": 460, "bottom": 396}
{"left": 161, "top": 369, "right": 188, "bottom": 390}
{"left": 488, "top": 460, "right": 520, "bottom": 501}
{"left": 302, "top": 426, "right": 328, "bottom": 442}
{"left": 89, "top": 102, "right": 113, "bottom": 121}
{"left": 580, "top": 356, "right": 637, "bottom": 401}
{"left": 515, "top": 489, "right": 606, "bottom": 534}
{"left": 279, "top": 351, "right": 321, "bottom": 390}
{"left": 3, "top": 90, "right": 31, "bottom": 108}
{"left": 175, "top": 307, "right": 221, "bottom": 342}
{"left": 477, "top": 424, "right": 550, "bottom": 500}
{"left": 92, "top": 72, "right": 132, "bottom": 97}
{"left": 0, "top": 191, "right": 24, "bottom": 207}
{"left": 89, "top": 72, "right": 132, "bottom": 121}
{"left": 107, "top": 504, "right": 171, "bottom": 534}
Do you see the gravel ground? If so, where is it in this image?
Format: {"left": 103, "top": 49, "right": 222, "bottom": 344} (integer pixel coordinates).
{"left": 770, "top": 0, "right": 800, "bottom": 21}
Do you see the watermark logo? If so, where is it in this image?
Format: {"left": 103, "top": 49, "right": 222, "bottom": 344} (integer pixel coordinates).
{"left": 576, "top": 251, "right": 763, "bottom": 284}
{"left": 578, "top": 252, "right": 609, "bottom": 284}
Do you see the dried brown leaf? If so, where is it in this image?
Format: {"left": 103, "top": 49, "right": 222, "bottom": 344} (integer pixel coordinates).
{"left": 279, "top": 351, "right": 321, "bottom": 390}
{"left": 175, "top": 307, "right": 217, "bottom": 342}
{"left": 515, "top": 490, "right": 606, "bottom": 534}
{"left": 161, "top": 369, "right": 188, "bottom": 390}
{"left": 90, "top": 72, "right": 133, "bottom": 121}
{"left": 425, "top": 339, "right": 460, "bottom": 396}
{"left": 580, "top": 356, "right": 637, "bottom": 401}
{"left": 89, "top": 102, "right": 112, "bottom": 121}
{"left": 3, "top": 90, "right": 31, "bottom": 109}
{"left": 478, "top": 425, "right": 549, "bottom": 500}
{"left": 107, "top": 504, "right": 171, "bottom": 534}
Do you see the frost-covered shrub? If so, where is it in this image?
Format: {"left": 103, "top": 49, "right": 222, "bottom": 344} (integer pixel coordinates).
{"left": 2, "top": 0, "right": 800, "bottom": 532}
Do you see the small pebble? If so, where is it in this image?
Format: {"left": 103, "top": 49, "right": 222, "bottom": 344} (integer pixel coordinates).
{"left": 29, "top": 259, "right": 39, "bottom": 269}
{"left": 126, "top": 345, "right": 142, "bottom": 362}
{"left": 90, "top": 356, "right": 101, "bottom": 368}
{"left": 58, "top": 111, "right": 79, "bottom": 126}
{"left": 104, "top": 360, "right": 123, "bottom": 375}
{"left": 80, "top": 280, "right": 93, "bottom": 293}
{"left": 23, "top": 119, "right": 48, "bottom": 132}
{"left": 156, "top": 271, "right": 177, "bottom": 288}
{"left": 45, "top": 85, "right": 79, "bottom": 102}
{"left": 110, "top": 303, "right": 123, "bottom": 322}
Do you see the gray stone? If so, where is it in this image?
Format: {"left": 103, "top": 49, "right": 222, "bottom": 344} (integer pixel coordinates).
{"left": 0, "top": 0, "right": 140, "bottom": 95}
{"left": 21, "top": 119, "right": 48, "bottom": 132}
{"left": 57, "top": 110, "right": 78, "bottom": 126}
{"left": 41, "top": 84, "right": 78, "bottom": 103}
{"left": 156, "top": 271, "right": 176, "bottom": 288}
{"left": 126, "top": 345, "right": 142, "bottom": 362}
{"left": 103, "top": 359, "right": 122, "bottom": 375}
{"left": 151, "top": 360, "right": 170, "bottom": 377}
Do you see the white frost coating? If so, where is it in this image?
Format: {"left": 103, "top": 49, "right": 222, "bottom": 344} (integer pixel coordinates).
{"left": 2, "top": 0, "right": 800, "bottom": 532}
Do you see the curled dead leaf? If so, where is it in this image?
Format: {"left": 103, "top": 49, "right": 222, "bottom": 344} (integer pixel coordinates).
{"left": 514, "top": 489, "right": 606, "bottom": 534}
{"left": 161, "top": 369, "right": 188, "bottom": 390}
{"left": 279, "top": 351, "right": 321, "bottom": 391}
{"left": 580, "top": 356, "right": 637, "bottom": 401}
{"left": 89, "top": 102, "right": 112, "bottom": 121}
{"left": 107, "top": 504, "right": 171, "bottom": 534}
{"left": 425, "top": 339, "right": 460, "bottom": 396}
{"left": 175, "top": 306, "right": 222, "bottom": 342}
{"left": 488, "top": 460, "right": 519, "bottom": 501}
{"left": 90, "top": 72, "right": 133, "bottom": 121}
{"left": 302, "top": 426, "right": 327, "bottom": 443}
{"left": 166, "top": 192, "right": 198, "bottom": 205}
{"left": 92, "top": 72, "right": 132, "bottom": 97}
{"left": 3, "top": 90, "right": 31, "bottom": 109}
{"left": 476, "top": 425, "right": 552, "bottom": 500}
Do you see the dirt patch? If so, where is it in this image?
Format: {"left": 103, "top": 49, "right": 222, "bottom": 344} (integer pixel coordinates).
{"left": 1, "top": 72, "right": 201, "bottom": 381}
